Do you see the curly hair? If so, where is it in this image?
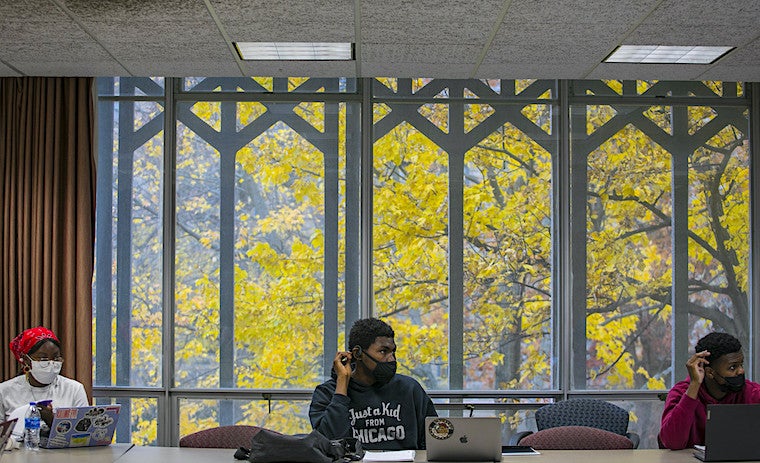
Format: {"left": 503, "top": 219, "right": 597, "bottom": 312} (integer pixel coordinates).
{"left": 348, "top": 318, "right": 394, "bottom": 350}
{"left": 695, "top": 332, "right": 742, "bottom": 362}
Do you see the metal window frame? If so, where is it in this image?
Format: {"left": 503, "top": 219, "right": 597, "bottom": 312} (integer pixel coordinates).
{"left": 93, "top": 78, "right": 757, "bottom": 447}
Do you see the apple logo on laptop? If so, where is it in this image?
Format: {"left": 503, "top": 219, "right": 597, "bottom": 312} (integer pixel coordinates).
{"left": 460, "top": 435, "right": 469, "bottom": 444}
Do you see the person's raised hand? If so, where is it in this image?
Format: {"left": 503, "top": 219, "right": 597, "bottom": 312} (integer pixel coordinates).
{"left": 685, "top": 350, "right": 710, "bottom": 399}
{"left": 687, "top": 350, "right": 710, "bottom": 384}
{"left": 333, "top": 351, "right": 352, "bottom": 396}
{"left": 333, "top": 351, "right": 353, "bottom": 378}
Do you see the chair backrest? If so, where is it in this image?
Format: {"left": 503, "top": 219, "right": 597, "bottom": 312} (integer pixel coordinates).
{"left": 535, "top": 399, "right": 629, "bottom": 435}
{"left": 179, "top": 425, "right": 262, "bottom": 448}
{"left": 519, "top": 425, "right": 634, "bottom": 450}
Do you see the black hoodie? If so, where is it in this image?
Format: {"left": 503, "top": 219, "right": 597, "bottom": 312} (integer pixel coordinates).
{"left": 309, "top": 373, "right": 437, "bottom": 450}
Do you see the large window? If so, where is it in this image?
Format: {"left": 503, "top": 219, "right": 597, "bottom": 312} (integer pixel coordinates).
{"left": 570, "top": 81, "right": 750, "bottom": 390}
{"left": 94, "top": 78, "right": 754, "bottom": 448}
{"left": 372, "top": 79, "right": 556, "bottom": 393}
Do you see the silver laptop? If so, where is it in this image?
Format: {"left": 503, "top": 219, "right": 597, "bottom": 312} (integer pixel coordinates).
{"left": 40, "top": 404, "right": 121, "bottom": 449}
{"left": 426, "top": 417, "right": 502, "bottom": 462}
{"left": 693, "top": 404, "right": 760, "bottom": 461}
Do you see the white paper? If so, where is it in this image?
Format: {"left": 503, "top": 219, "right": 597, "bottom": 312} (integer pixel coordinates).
{"left": 8, "top": 405, "right": 27, "bottom": 439}
{"left": 501, "top": 445, "right": 540, "bottom": 455}
{"left": 362, "top": 450, "right": 416, "bottom": 461}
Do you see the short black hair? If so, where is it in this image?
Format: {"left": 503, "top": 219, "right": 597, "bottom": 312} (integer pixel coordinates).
{"left": 695, "top": 332, "right": 742, "bottom": 362}
{"left": 348, "top": 318, "right": 394, "bottom": 350}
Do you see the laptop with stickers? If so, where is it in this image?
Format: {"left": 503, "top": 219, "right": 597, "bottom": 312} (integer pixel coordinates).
{"left": 40, "top": 404, "right": 121, "bottom": 449}
{"left": 425, "top": 417, "right": 502, "bottom": 462}
{"left": 693, "top": 404, "right": 760, "bottom": 461}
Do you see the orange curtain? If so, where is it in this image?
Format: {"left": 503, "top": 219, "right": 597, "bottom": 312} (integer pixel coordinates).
{"left": 0, "top": 77, "right": 95, "bottom": 401}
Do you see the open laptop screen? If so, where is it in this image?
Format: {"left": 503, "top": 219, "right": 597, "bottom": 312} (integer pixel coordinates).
{"left": 0, "top": 419, "right": 18, "bottom": 456}
{"left": 41, "top": 405, "right": 121, "bottom": 449}
{"left": 425, "top": 417, "right": 502, "bottom": 462}
{"left": 695, "top": 404, "right": 760, "bottom": 462}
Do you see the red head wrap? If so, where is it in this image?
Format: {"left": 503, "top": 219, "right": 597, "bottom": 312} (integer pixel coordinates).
{"left": 9, "top": 326, "right": 59, "bottom": 363}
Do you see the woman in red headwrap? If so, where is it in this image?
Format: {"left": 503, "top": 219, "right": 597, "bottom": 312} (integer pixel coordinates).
{"left": 0, "top": 326, "right": 88, "bottom": 439}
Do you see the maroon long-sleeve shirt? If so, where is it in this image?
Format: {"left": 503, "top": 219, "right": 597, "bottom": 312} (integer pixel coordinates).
{"left": 659, "top": 377, "right": 760, "bottom": 449}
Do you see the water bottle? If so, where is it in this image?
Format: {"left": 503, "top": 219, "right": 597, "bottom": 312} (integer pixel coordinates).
{"left": 24, "top": 402, "right": 40, "bottom": 451}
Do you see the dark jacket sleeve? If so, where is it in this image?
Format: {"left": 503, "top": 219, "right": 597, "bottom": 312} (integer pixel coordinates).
{"left": 416, "top": 384, "right": 437, "bottom": 449}
{"left": 309, "top": 382, "right": 353, "bottom": 440}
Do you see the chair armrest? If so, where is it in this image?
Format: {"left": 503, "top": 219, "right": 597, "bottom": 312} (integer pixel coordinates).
{"left": 509, "top": 431, "right": 533, "bottom": 446}
{"left": 626, "top": 432, "right": 640, "bottom": 449}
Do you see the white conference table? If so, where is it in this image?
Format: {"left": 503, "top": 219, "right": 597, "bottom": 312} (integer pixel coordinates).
{"left": 1, "top": 443, "right": 133, "bottom": 463}
{"left": 5, "top": 445, "right": 760, "bottom": 463}
{"left": 115, "top": 446, "right": 757, "bottom": 463}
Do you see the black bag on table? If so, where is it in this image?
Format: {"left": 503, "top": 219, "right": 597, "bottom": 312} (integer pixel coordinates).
{"left": 233, "top": 428, "right": 364, "bottom": 463}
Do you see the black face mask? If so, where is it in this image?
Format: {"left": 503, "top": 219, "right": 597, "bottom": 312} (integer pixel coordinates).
{"left": 714, "top": 372, "right": 745, "bottom": 393}
{"left": 363, "top": 351, "right": 397, "bottom": 385}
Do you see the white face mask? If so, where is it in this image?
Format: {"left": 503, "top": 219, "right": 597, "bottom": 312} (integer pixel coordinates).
{"left": 29, "top": 360, "right": 62, "bottom": 385}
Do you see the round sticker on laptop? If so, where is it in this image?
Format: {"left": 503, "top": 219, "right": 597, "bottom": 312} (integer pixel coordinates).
{"left": 55, "top": 421, "right": 72, "bottom": 434}
{"left": 428, "top": 418, "right": 455, "bottom": 440}
{"left": 91, "top": 428, "right": 108, "bottom": 441}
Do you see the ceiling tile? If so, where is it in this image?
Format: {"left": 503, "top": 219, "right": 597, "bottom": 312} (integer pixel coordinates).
{"left": 484, "top": 42, "right": 610, "bottom": 67}
{"left": 504, "top": 0, "right": 662, "bottom": 24}
{"left": 363, "top": 21, "right": 491, "bottom": 43}
{"left": 700, "top": 65, "right": 760, "bottom": 82}
{"left": 102, "top": 41, "right": 235, "bottom": 62}
{"left": 209, "top": 0, "right": 353, "bottom": 22}
{"left": 0, "top": 0, "right": 65, "bottom": 20}
{"left": 362, "top": 61, "right": 474, "bottom": 79}
{"left": 224, "top": 20, "right": 353, "bottom": 42}
{"left": 85, "top": 19, "right": 224, "bottom": 44}
{"left": 0, "top": 61, "right": 21, "bottom": 76}
{"left": 63, "top": 0, "right": 209, "bottom": 21}
{"left": 476, "top": 62, "right": 592, "bottom": 79}
{"left": 626, "top": 22, "right": 757, "bottom": 46}
{"left": 239, "top": 60, "right": 357, "bottom": 78}
{"left": 587, "top": 63, "right": 707, "bottom": 80}
{"left": 2, "top": 40, "right": 112, "bottom": 62}
{"left": 362, "top": 0, "right": 503, "bottom": 23}
{"left": 493, "top": 20, "right": 624, "bottom": 45}
{"left": 362, "top": 43, "right": 481, "bottom": 64}
{"left": 0, "top": 0, "right": 758, "bottom": 80}
{"left": 129, "top": 60, "right": 243, "bottom": 78}
{"left": 712, "top": 38, "right": 760, "bottom": 65}
{"left": 0, "top": 19, "right": 90, "bottom": 43}
{"left": 640, "top": 0, "right": 760, "bottom": 27}
{"left": 13, "top": 59, "right": 128, "bottom": 76}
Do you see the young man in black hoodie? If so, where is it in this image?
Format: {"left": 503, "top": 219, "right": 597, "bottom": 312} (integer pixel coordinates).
{"left": 309, "top": 318, "right": 438, "bottom": 450}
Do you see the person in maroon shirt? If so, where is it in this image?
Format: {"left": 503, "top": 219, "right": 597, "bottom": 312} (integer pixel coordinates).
{"left": 659, "top": 332, "right": 760, "bottom": 449}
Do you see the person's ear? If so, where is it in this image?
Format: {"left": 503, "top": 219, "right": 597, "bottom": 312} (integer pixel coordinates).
{"left": 352, "top": 346, "right": 363, "bottom": 358}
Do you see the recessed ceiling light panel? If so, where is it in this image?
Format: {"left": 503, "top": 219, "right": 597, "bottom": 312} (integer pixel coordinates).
{"left": 235, "top": 42, "right": 354, "bottom": 61}
{"left": 605, "top": 45, "right": 734, "bottom": 64}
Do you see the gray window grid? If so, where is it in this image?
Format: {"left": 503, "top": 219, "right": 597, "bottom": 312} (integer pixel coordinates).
{"left": 93, "top": 78, "right": 757, "bottom": 447}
